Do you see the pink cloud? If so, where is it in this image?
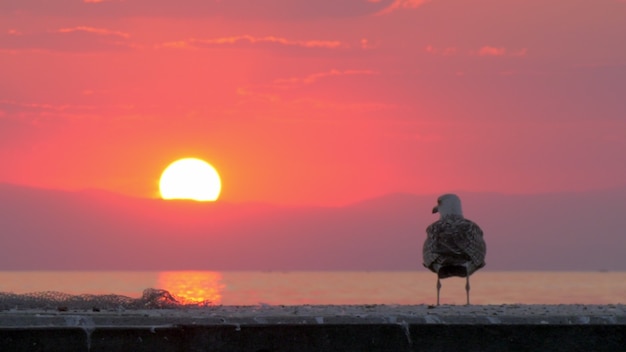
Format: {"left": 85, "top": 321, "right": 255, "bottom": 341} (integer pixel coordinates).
{"left": 0, "top": 99, "right": 142, "bottom": 123}
{"left": 8, "top": 0, "right": 390, "bottom": 20}
{"left": 0, "top": 27, "right": 135, "bottom": 52}
{"left": 426, "top": 45, "right": 528, "bottom": 57}
{"left": 57, "top": 26, "right": 130, "bottom": 39}
{"left": 425, "top": 45, "right": 457, "bottom": 56}
{"left": 273, "top": 69, "right": 379, "bottom": 87}
{"left": 360, "top": 38, "right": 377, "bottom": 49}
{"left": 511, "top": 48, "right": 529, "bottom": 57}
{"left": 232, "top": 69, "right": 392, "bottom": 114}
{"left": 158, "top": 41, "right": 192, "bottom": 49}
{"left": 376, "top": 0, "right": 430, "bottom": 15}
{"left": 478, "top": 46, "right": 507, "bottom": 56}
{"left": 476, "top": 46, "right": 528, "bottom": 57}
{"left": 197, "top": 35, "right": 341, "bottom": 49}
{"left": 159, "top": 35, "right": 343, "bottom": 50}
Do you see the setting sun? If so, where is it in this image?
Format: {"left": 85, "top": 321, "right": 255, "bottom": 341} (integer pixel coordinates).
{"left": 157, "top": 271, "right": 224, "bottom": 305}
{"left": 159, "top": 158, "right": 222, "bottom": 201}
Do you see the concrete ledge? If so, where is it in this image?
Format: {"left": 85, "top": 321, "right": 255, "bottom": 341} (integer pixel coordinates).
{"left": 0, "top": 305, "right": 624, "bottom": 351}
{"left": 1, "top": 324, "right": 625, "bottom": 352}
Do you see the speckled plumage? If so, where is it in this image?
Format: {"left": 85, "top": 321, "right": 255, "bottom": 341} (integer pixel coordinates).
{"left": 423, "top": 214, "right": 486, "bottom": 278}
{"left": 422, "top": 194, "right": 486, "bottom": 305}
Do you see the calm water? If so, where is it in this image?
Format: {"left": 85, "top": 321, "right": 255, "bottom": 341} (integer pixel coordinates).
{"left": 0, "top": 271, "right": 624, "bottom": 306}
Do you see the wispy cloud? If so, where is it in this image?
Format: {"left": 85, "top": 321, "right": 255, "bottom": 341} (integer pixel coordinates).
{"left": 0, "top": 26, "right": 135, "bottom": 52}
{"left": 7, "top": 0, "right": 390, "bottom": 20}
{"left": 511, "top": 48, "right": 528, "bottom": 57}
{"left": 477, "top": 46, "right": 528, "bottom": 57}
{"left": 232, "top": 69, "right": 392, "bottom": 114}
{"left": 376, "top": 0, "right": 430, "bottom": 15}
{"left": 159, "top": 35, "right": 343, "bottom": 50}
{"left": 57, "top": 26, "right": 130, "bottom": 39}
{"left": 1, "top": 99, "right": 103, "bottom": 113}
{"left": 425, "top": 45, "right": 458, "bottom": 56}
{"left": 272, "top": 69, "right": 379, "bottom": 87}
{"left": 233, "top": 90, "right": 397, "bottom": 116}
{"left": 359, "top": 38, "right": 378, "bottom": 49}
{"left": 426, "top": 44, "right": 528, "bottom": 57}
{"left": 0, "top": 99, "right": 143, "bottom": 123}
{"left": 478, "top": 46, "right": 506, "bottom": 56}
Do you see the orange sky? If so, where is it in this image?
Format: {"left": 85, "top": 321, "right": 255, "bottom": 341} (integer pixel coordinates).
{"left": 1, "top": 0, "right": 625, "bottom": 205}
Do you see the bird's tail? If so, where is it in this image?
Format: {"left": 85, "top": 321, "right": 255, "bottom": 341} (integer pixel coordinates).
{"left": 437, "top": 265, "right": 469, "bottom": 278}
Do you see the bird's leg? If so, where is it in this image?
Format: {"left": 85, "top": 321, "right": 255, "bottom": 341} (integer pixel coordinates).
{"left": 436, "top": 277, "right": 441, "bottom": 306}
{"left": 465, "top": 267, "right": 470, "bottom": 305}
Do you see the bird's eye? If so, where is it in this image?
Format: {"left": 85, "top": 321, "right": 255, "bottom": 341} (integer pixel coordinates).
{"left": 437, "top": 199, "right": 441, "bottom": 205}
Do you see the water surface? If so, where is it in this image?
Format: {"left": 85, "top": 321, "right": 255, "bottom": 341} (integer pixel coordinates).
{"left": 0, "top": 271, "right": 623, "bottom": 306}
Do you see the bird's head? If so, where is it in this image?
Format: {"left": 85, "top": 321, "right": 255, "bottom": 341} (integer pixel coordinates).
{"left": 432, "top": 193, "right": 463, "bottom": 218}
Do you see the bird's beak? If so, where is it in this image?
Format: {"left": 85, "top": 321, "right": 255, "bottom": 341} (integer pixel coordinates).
{"left": 432, "top": 206, "right": 438, "bottom": 214}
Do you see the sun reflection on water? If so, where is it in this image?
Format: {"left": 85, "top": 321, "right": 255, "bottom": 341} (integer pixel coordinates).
{"left": 157, "top": 271, "right": 224, "bottom": 305}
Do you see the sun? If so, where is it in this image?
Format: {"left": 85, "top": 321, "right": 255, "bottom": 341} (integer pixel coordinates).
{"left": 159, "top": 158, "right": 222, "bottom": 201}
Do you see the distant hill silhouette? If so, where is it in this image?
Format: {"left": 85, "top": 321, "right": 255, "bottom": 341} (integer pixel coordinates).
{"left": 1, "top": 183, "right": 625, "bottom": 271}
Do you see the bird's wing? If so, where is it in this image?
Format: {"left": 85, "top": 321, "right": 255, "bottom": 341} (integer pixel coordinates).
{"left": 423, "top": 217, "right": 486, "bottom": 269}
{"left": 455, "top": 219, "right": 486, "bottom": 268}
{"left": 422, "top": 224, "right": 440, "bottom": 270}
{"left": 423, "top": 220, "right": 455, "bottom": 269}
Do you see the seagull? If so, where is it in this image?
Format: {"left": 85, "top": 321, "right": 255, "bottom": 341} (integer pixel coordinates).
{"left": 423, "top": 194, "right": 486, "bottom": 305}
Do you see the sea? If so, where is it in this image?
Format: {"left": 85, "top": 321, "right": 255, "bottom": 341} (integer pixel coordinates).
{"left": 0, "top": 271, "right": 624, "bottom": 306}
